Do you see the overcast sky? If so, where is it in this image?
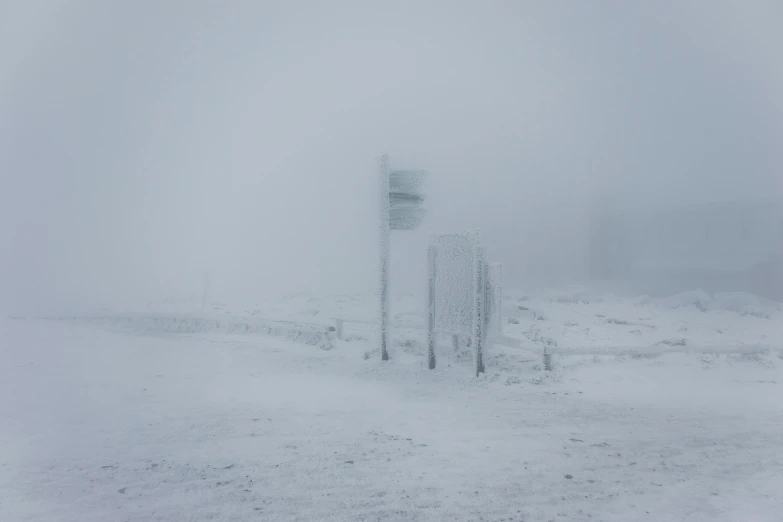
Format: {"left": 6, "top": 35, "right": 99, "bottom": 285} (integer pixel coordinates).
{"left": 1, "top": 1, "right": 781, "bottom": 313}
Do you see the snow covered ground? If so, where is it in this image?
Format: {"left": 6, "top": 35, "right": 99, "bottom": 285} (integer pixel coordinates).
{"left": 135, "top": 287, "right": 783, "bottom": 355}
{"left": 2, "top": 290, "right": 782, "bottom": 521}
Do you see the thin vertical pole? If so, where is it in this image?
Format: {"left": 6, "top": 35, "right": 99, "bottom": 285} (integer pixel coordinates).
{"left": 335, "top": 319, "right": 344, "bottom": 341}
{"left": 481, "top": 262, "right": 492, "bottom": 337}
{"left": 427, "top": 243, "right": 436, "bottom": 369}
{"left": 497, "top": 264, "right": 503, "bottom": 336}
{"left": 379, "top": 154, "right": 391, "bottom": 361}
{"left": 202, "top": 271, "right": 211, "bottom": 313}
{"left": 473, "top": 242, "right": 485, "bottom": 376}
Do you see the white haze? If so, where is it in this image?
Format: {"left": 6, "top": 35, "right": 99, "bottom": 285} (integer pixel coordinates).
{"left": 1, "top": 1, "right": 781, "bottom": 315}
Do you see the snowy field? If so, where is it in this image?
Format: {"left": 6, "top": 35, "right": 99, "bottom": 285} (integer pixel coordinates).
{"left": 135, "top": 288, "right": 783, "bottom": 356}
{"left": 2, "top": 290, "right": 782, "bottom": 521}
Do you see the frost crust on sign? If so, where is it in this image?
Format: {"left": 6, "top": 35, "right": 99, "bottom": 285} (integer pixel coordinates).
{"left": 389, "top": 169, "right": 427, "bottom": 231}
{"left": 431, "top": 231, "right": 480, "bottom": 336}
{"left": 485, "top": 262, "right": 503, "bottom": 338}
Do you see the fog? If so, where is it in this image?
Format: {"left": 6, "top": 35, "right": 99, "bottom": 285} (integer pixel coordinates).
{"left": 1, "top": 1, "right": 781, "bottom": 314}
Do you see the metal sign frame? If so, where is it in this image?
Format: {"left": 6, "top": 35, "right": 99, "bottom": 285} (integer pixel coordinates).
{"left": 378, "top": 155, "right": 427, "bottom": 361}
{"left": 427, "top": 230, "right": 489, "bottom": 376}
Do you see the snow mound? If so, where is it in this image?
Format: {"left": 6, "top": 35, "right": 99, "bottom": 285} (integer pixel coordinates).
{"left": 656, "top": 289, "right": 713, "bottom": 311}
{"left": 711, "top": 292, "right": 780, "bottom": 317}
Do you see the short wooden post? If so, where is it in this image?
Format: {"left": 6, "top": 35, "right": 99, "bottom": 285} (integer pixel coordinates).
{"left": 335, "top": 319, "right": 344, "bottom": 341}
{"left": 427, "top": 244, "right": 436, "bottom": 369}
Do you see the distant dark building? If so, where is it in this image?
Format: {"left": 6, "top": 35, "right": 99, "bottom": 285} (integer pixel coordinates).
{"left": 590, "top": 199, "right": 782, "bottom": 300}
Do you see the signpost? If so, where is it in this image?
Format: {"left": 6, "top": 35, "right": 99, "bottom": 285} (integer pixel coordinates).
{"left": 427, "top": 232, "right": 503, "bottom": 376}
{"left": 389, "top": 170, "right": 427, "bottom": 231}
{"left": 379, "top": 155, "right": 427, "bottom": 361}
{"left": 426, "top": 231, "right": 482, "bottom": 375}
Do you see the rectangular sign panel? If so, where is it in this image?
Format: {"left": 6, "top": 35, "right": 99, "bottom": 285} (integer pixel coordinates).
{"left": 388, "top": 170, "right": 427, "bottom": 231}
{"left": 389, "top": 170, "right": 426, "bottom": 197}
{"left": 390, "top": 207, "right": 426, "bottom": 230}
{"left": 430, "top": 231, "right": 481, "bottom": 336}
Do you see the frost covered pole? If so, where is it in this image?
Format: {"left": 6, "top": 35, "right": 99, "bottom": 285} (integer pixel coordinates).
{"left": 427, "top": 243, "right": 436, "bottom": 369}
{"left": 379, "top": 156, "right": 427, "bottom": 362}
{"left": 202, "top": 271, "right": 211, "bottom": 312}
{"left": 496, "top": 264, "right": 503, "bottom": 330}
{"left": 379, "top": 154, "right": 391, "bottom": 361}
{"left": 473, "top": 243, "right": 486, "bottom": 376}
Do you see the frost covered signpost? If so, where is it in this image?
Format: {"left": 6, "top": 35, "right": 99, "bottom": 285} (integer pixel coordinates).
{"left": 427, "top": 231, "right": 503, "bottom": 376}
{"left": 427, "top": 231, "right": 484, "bottom": 375}
{"left": 377, "top": 157, "right": 501, "bottom": 374}
{"left": 379, "top": 154, "right": 427, "bottom": 361}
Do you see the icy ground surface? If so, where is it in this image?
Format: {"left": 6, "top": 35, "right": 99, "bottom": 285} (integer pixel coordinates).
{"left": 2, "top": 289, "right": 782, "bottom": 521}
{"left": 138, "top": 288, "right": 783, "bottom": 353}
